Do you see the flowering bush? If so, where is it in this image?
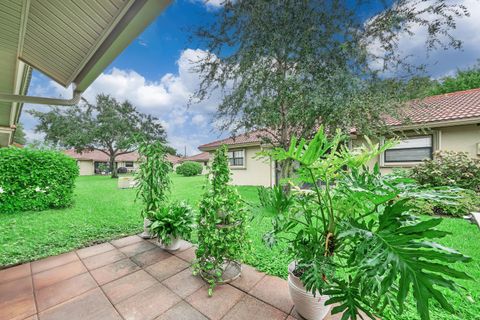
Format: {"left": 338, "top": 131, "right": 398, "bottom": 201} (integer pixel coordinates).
{"left": 411, "top": 150, "right": 480, "bottom": 192}
{"left": 0, "top": 147, "right": 79, "bottom": 213}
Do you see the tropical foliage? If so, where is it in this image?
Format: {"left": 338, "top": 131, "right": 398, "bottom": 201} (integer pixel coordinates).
{"left": 259, "top": 128, "right": 472, "bottom": 320}
{"left": 176, "top": 161, "right": 203, "bottom": 176}
{"left": 149, "top": 201, "right": 194, "bottom": 245}
{"left": 193, "top": 145, "right": 250, "bottom": 295}
{"left": 135, "top": 140, "right": 172, "bottom": 220}
{"left": 0, "top": 147, "right": 78, "bottom": 213}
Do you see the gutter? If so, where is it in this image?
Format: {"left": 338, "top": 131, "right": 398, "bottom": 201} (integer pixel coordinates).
{"left": 0, "top": 90, "right": 82, "bottom": 106}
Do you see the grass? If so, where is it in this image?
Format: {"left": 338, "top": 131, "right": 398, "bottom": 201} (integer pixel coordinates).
{"left": 0, "top": 174, "right": 478, "bottom": 319}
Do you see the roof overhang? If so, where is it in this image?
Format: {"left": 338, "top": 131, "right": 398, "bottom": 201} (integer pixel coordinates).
{"left": 0, "top": 0, "right": 170, "bottom": 146}
{"left": 199, "top": 141, "right": 262, "bottom": 152}
{"left": 387, "top": 117, "right": 480, "bottom": 132}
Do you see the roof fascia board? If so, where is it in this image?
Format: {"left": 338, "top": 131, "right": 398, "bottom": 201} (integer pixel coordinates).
{"left": 390, "top": 117, "right": 480, "bottom": 131}
{"left": 199, "top": 141, "right": 261, "bottom": 152}
{"left": 74, "top": 0, "right": 171, "bottom": 92}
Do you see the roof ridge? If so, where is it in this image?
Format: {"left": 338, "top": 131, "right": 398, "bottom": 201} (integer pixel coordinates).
{"left": 422, "top": 87, "right": 480, "bottom": 101}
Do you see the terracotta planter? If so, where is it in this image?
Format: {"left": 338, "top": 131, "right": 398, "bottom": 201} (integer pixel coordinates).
{"left": 288, "top": 261, "right": 331, "bottom": 320}
{"left": 157, "top": 236, "right": 182, "bottom": 251}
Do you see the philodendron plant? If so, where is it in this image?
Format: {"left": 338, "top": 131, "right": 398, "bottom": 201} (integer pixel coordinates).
{"left": 193, "top": 145, "right": 250, "bottom": 296}
{"left": 260, "top": 127, "right": 472, "bottom": 320}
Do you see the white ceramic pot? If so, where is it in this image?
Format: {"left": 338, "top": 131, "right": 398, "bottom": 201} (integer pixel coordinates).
{"left": 288, "top": 261, "right": 331, "bottom": 320}
{"left": 157, "top": 236, "right": 182, "bottom": 251}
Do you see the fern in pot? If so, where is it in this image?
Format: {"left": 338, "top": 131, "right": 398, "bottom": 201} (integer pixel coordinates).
{"left": 260, "top": 127, "right": 472, "bottom": 320}
{"left": 193, "top": 145, "right": 250, "bottom": 296}
{"left": 136, "top": 140, "right": 172, "bottom": 239}
{"left": 149, "top": 201, "right": 194, "bottom": 250}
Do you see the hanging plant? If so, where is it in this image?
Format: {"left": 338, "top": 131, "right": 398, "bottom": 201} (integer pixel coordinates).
{"left": 193, "top": 145, "right": 250, "bottom": 296}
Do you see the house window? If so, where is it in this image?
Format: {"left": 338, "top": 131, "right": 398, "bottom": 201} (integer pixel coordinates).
{"left": 384, "top": 135, "right": 433, "bottom": 163}
{"left": 228, "top": 150, "right": 245, "bottom": 167}
{"left": 125, "top": 161, "right": 134, "bottom": 168}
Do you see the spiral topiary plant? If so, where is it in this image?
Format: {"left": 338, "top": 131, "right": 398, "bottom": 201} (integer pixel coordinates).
{"left": 193, "top": 145, "right": 250, "bottom": 295}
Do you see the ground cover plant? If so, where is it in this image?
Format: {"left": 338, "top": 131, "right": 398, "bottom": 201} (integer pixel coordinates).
{"left": 0, "top": 147, "right": 78, "bottom": 213}
{"left": 0, "top": 174, "right": 478, "bottom": 319}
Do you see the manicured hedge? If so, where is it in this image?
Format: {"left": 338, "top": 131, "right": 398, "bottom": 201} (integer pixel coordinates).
{"left": 0, "top": 147, "right": 79, "bottom": 213}
{"left": 176, "top": 161, "right": 203, "bottom": 176}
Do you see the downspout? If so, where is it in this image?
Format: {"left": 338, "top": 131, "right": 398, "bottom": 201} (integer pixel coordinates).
{"left": 0, "top": 90, "right": 82, "bottom": 106}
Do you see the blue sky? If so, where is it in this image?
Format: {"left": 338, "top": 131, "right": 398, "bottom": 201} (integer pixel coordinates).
{"left": 22, "top": 0, "right": 480, "bottom": 155}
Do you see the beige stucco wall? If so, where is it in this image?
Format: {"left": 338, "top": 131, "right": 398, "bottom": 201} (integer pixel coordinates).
{"left": 77, "top": 160, "right": 94, "bottom": 176}
{"left": 354, "top": 124, "right": 480, "bottom": 175}
{"left": 208, "top": 145, "right": 275, "bottom": 187}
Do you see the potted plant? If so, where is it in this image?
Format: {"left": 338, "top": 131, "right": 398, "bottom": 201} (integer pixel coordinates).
{"left": 149, "top": 201, "right": 194, "bottom": 250}
{"left": 193, "top": 145, "right": 250, "bottom": 296}
{"left": 260, "top": 127, "right": 472, "bottom": 320}
{"left": 135, "top": 140, "right": 172, "bottom": 239}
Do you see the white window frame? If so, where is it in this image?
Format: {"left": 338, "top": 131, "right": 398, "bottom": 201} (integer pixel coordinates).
{"left": 380, "top": 132, "right": 440, "bottom": 167}
{"left": 228, "top": 149, "right": 246, "bottom": 169}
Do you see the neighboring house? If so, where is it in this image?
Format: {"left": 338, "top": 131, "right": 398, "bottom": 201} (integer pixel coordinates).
{"left": 199, "top": 131, "right": 276, "bottom": 186}
{"left": 180, "top": 152, "right": 211, "bottom": 174}
{"left": 64, "top": 150, "right": 183, "bottom": 176}
{"left": 199, "top": 88, "right": 480, "bottom": 186}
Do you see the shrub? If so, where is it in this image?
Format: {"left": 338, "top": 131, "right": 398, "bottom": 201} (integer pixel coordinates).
{"left": 411, "top": 150, "right": 480, "bottom": 192}
{"left": 0, "top": 147, "right": 79, "bottom": 213}
{"left": 117, "top": 167, "right": 128, "bottom": 174}
{"left": 412, "top": 189, "right": 480, "bottom": 217}
{"left": 176, "top": 161, "right": 203, "bottom": 176}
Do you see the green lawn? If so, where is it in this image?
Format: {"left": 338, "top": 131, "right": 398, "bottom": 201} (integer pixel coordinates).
{"left": 0, "top": 175, "right": 478, "bottom": 319}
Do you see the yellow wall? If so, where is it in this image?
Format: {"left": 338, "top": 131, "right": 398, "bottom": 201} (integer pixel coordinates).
{"left": 208, "top": 145, "right": 275, "bottom": 187}
{"left": 355, "top": 124, "right": 480, "bottom": 174}
{"left": 77, "top": 160, "right": 94, "bottom": 176}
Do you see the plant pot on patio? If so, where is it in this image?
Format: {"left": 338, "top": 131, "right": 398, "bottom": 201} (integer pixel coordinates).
{"left": 140, "top": 217, "right": 155, "bottom": 239}
{"left": 288, "top": 261, "right": 331, "bottom": 320}
{"left": 200, "top": 260, "right": 242, "bottom": 284}
{"left": 157, "top": 235, "right": 182, "bottom": 251}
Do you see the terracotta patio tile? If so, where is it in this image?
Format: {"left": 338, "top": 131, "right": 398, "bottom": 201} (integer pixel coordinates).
{"left": 115, "top": 283, "right": 181, "bottom": 320}
{"left": 185, "top": 284, "right": 245, "bottom": 320}
{"left": 130, "top": 247, "right": 172, "bottom": 267}
{"left": 76, "top": 242, "right": 115, "bottom": 259}
{"left": 35, "top": 272, "right": 97, "bottom": 312}
{"left": 90, "top": 258, "right": 140, "bottom": 285}
{"left": 161, "top": 268, "right": 205, "bottom": 298}
{"left": 222, "top": 295, "right": 287, "bottom": 320}
{"left": 33, "top": 260, "right": 86, "bottom": 290}
{"left": 0, "top": 263, "right": 31, "bottom": 285}
{"left": 101, "top": 270, "right": 157, "bottom": 304}
{"left": 110, "top": 235, "right": 143, "bottom": 248}
{"left": 145, "top": 256, "right": 189, "bottom": 281}
{"left": 119, "top": 241, "right": 156, "bottom": 257}
{"left": 173, "top": 246, "right": 196, "bottom": 263}
{"left": 0, "top": 276, "right": 36, "bottom": 320}
{"left": 155, "top": 301, "right": 208, "bottom": 320}
{"left": 38, "top": 288, "right": 121, "bottom": 320}
{"left": 249, "top": 275, "right": 293, "bottom": 314}
{"left": 21, "top": 315, "right": 38, "bottom": 320}
{"left": 31, "top": 252, "right": 78, "bottom": 274}
{"left": 82, "top": 249, "right": 126, "bottom": 270}
{"left": 230, "top": 264, "right": 265, "bottom": 292}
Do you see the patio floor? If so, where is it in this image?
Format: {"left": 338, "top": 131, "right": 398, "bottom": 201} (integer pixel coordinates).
{"left": 0, "top": 235, "right": 341, "bottom": 320}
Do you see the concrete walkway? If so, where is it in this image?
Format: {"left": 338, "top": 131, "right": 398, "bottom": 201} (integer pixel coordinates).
{"left": 0, "top": 236, "right": 341, "bottom": 320}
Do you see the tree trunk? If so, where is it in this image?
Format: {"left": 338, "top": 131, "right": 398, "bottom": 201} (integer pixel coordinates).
{"left": 109, "top": 156, "right": 118, "bottom": 178}
{"left": 277, "top": 158, "right": 294, "bottom": 192}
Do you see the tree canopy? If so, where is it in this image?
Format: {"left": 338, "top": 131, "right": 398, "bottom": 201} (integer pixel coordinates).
{"left": 13, "top": 122, "right": 26, "bottom": 145}
{"left": 29, "top": 94, "right": 166, "bottom": 178}
{"left": 192, "top": 0, "right": 468, "bottom": 177}
{"left": 431, "top": 65, "right": 480, "bottom": 95}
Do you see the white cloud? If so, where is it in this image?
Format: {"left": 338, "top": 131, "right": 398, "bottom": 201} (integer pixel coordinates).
{"left": 23, "top": 48, "right": 223, "bottom": 155}
{"left": 369, "top": 0, "right": 480, "bottom": 77}
{"left": 191, "top": 0, "right": 225, "bottom": 10}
